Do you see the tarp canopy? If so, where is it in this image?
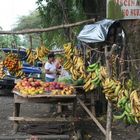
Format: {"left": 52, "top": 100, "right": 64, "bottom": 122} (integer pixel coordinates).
{"left": 77, "top": 19, "right": 117, "bottom": 43}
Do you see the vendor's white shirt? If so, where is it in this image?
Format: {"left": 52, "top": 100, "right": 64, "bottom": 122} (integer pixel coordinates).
{"left": 45, "top": 62, "right": 56, "bottom": 79}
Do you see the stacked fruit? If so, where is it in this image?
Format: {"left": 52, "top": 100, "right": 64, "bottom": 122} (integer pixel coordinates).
{"left": 3, "top": 53, "right": 24, "bottom": 77}
{"left": 43, "top": 82, "right": 75, "bottom": 95}
{"left": 83, "top": 62, "right": 101, "bottom": 92}
{"left": 26, "top": 44, "right": 49, "bottom": 64}
{"left": 52, "top": 86, "right": 75, "bottom": 95}
{"left": 14, "top": 78, "right": 75, "bottom": 96}
{"left": 0, "top": 61, "right": 5, "bottom": 78}
{"left": 43, "top": 82, "right": 66, "bottom": 92}
{"left": 14, "top": 77, "right": 44, "bottom": 95}
{"left": 63, "top": 43, "right": 86, "bottom": 80}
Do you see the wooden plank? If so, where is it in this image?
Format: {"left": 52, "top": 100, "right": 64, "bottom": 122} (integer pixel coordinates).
{"left": 77, "top": 97, "right": 106, "bottom": 136}
{"left": 0, "top": 135, "right": 70, "bottom": 140}
{"left": 0, "top": 18, "right": 95, "bottom": 35}
{"left": 9, "top": 117, "right": 78, "bottom": 122}
{"left": 14, "top": 94, "right": 76, "bottom": 104}
{"left": 12, "top": 90, "right": 76, "bottom": 98}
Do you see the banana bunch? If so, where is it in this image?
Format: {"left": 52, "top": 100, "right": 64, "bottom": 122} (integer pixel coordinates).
{"left": 35, "top": 44, "right": 50, "bottom": 61}
{"left": 114, "top": 101, "right": 138, "bottom": 124}
{"left": 63, "top": 43, "right": 73, "bottom": 59}
{"left": 71, "top": 56, "right": 86, "bottom": 80}
{"left": 26, "top": 44, "right": 49, "bottom": 64}
{"left": 52, "top": 86, "right": 75, "bottom": 95}
{"left": 99, "top": 66, "right": 108, "bottom": 80}
{"left": 130, "top": 90, "right": 140, "bottom": 118}
{"left": 63, "top": 59, "right": 73, "bottom": 70}
{"left": 102, "top": 78, "right": 121, "bottom": 102}
{"left": 117, "top": 87, "right": 129, "bottom": 107}
{"left": 15, "top": 70, "right": 25, "bottom": 78}
{"left": 83, "top": 63, "right": 101, "bottom": 92}
{"left": 63, "top": 43, "right": 86, "bottom": 81}
{"left": 0, "top": 61, "right": 5, "bottom": 78}
{"left": 26, "top": 49, "right": 36, "bottom": 65}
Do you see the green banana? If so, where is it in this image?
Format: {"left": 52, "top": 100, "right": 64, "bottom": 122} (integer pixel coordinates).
{"left": 113, "top": 111, "right": 126, "bottom": 120}
{"left": 124, "top": 89, "right": 129, "bottom": 98}
{"left": 126, "top": 115, "right": 134, "bottom": 124}
{"left": 88, "top": 63, "right": 98, "bottom": 69}
{"left": 125, "top": 102, "right": 131, "bottom": 113}
{"left": 87, "top": 63, "right": 99, "bottom": 72}
{"left": 93, "top": 78, "right": 101, "bottom": 86}
{"left": 117, "top": 96, "right": 128, "bottom": 108}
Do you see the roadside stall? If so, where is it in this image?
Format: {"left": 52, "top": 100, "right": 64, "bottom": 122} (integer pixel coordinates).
{"left": 0, "top": 18, "right": 140, "bottom": 140}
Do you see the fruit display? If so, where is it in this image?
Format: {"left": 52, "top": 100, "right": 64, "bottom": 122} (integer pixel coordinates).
{"left": 99, "top": 65, "right": 140, "bottom": 124}
{"left": 3, "top": 53, "right": 24, "bottom": 77}
{"left": 14, "top": 77, "right": 44, "bottom": 95}
{"left": 26, "top": 44, "right": 50, "bottom": 64}
{"left": 83, "top": 62, "right": 101, "bottom": 92}
{"left": 63, "top": 43, "right": 86, "bottom": 80}
{"left": 14, "top": 77, "right": 75, "bottom": 96}
{"left": 0, "top": 61, "right": 5, "bottom": 78}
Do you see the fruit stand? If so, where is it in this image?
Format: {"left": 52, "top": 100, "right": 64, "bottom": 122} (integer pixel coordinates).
{"left": 1, "top": 18, "right": 140, "bottom": 140}
{"left": 9, "top": 77, "right": 77, "bottom": 137}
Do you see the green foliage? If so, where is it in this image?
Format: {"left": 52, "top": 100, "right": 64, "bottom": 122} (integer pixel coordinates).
{"left": 12, "top": 0, "right": 87, "bottom": 49}
{"left": 13, "top": 11, "right": 42, "bottom": 49}
{"left": 107, "top": 0, "right": 124, "bottom": 19}
{"left": 13, "top": 11, "right": 42, "bottom": 30}
{"left": 36, "top": 0, "right": 87, "bottom": 49}
{"left": 0, "top": 35, "right": 21, "bottom": 48}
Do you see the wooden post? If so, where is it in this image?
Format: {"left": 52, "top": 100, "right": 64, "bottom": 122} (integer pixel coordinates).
{"left": 13, "top": 103, "right": 20, "bottom": 133}
{"left": 105, "top": 44, "right": 117, "bottom": 140}
{"left": 91, "top": 91, "right": 96, "bottom": 116}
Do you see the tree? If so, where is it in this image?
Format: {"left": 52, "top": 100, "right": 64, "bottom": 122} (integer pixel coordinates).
{"left": 13, "top": 11, "right": 42, "bottom": 48}
{"left": 0, "top": 35, "right": 21, "bottom": 48}
{"left": 36, "top": 0, "right": 87, "bottom": 49}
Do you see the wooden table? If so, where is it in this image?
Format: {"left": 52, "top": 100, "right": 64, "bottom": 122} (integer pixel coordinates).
{"left": 10, "top": 90, "right": 77, "bottom": 133}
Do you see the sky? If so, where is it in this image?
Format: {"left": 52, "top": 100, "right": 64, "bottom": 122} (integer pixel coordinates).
{"left": 0, "top": 0, "right": 37, "bottom": 30}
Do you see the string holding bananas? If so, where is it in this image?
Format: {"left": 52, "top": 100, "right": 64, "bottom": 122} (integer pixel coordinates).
{"left": 83, "top": 62, "right": 101, "bottom": 92}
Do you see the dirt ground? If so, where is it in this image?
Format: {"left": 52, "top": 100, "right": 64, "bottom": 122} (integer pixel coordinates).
{"left": 0, "top": 90, "right": 140, "bottom": 140}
